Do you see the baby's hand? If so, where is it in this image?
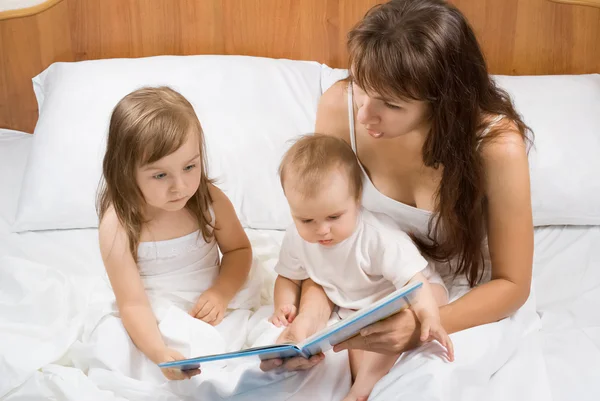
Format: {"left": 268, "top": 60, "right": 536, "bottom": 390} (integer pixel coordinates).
{"left": 269, "top": 304, "right": 298, "bottom": 327}
{"left": 420, "top": 317, "right": 455, "bottom": 362}
{"left": 189, "top": 288, "right": 228, "bottom": 326}
{"left": 157, "top": 348, "right": 201, "bottom": 380}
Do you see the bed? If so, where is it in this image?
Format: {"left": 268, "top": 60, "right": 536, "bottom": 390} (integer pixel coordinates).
{"left": 1, "top": 0, "right": 599, "bottom": 400}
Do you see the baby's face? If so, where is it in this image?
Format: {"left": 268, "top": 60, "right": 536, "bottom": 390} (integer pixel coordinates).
{"left": 285, "top": 170, "right": 360, "bottom": 247}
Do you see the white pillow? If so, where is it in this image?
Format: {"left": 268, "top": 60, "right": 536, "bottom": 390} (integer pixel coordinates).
{"left": 13, "top": 55, "right": 321, "bottom": 232}
{"left": 0, "top": 129, "right": 32, "bottom": 226}
{"left": 493, "top": 74, "right": 600, "bottom": 226}
{"left": 320, "top": 66, "right": 600, "bottom": 226}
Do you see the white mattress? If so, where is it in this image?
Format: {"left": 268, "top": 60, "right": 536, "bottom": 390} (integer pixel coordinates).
{"left": 1, "top": 130, "right": 599, "bottom": 400}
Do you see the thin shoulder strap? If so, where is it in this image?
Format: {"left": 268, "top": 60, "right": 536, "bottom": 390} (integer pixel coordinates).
{"left": 347, "top": 82, "right": 357, "bottom": 153}
{"left": 481, "top": 114, "right": 504, "bottom": 138}
{"left": 477, "top": 114, "right": 505, "bottom": 150}
{"left": 208, "top": 204, "right": 215, "bottom": 223}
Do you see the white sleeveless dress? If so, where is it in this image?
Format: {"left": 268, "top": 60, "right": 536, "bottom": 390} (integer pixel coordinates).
{"left": 346, "top": 83, "right": 540, "bottom": 401}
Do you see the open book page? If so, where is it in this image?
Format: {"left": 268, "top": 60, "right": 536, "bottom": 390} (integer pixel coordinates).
{"left": 159, "top": 344, "right": 302, "bottom": 371}
{"left": 158, "top": 281, "right": 422, "bottom": 370}
{"left": 298, "top": 281, "right": 422, "bottom": 357}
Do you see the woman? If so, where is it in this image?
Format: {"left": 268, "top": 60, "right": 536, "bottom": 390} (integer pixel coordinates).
{"left": 261, "top": 0, "right": 535, "bottom": 399}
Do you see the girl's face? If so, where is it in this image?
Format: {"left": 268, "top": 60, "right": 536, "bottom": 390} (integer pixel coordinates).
{"left": 352, "top": 81, "right": 430, "bottom": 139}
{"left": 135, "top": 131, "right": 202, "bottom": 214}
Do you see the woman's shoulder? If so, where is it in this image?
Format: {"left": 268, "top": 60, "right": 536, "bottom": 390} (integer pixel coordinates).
{"left": 479, "top": 115, "right": 529, "bottom": 162}
{"left": 479, "top": 116, "right": 531, "bottom": 202}
{"left": 315, "top": 79, "right": 351, "bottom": 143}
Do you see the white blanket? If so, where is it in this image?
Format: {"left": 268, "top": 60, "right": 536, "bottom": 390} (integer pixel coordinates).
{"left": 0, "top": 131, "right": 567, "bottom": 401}
{"left": 370, "top": 289, "right": 542, "bottom": 400}
{"left": 0, "top": 228, "right": 351, "bottom": 401}
{"left": 0, "top": 230, "right": 543, "bottom": 401}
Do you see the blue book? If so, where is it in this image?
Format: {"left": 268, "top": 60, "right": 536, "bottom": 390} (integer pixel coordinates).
{"left": 158, "top": 281, "right": 422, "bottom": 371}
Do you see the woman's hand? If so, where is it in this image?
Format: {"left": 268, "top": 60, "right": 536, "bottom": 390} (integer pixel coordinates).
{"left": 259, "top": 313, "right": 326, "bottom": 372}
{"left": 333, "top": 309, "right": 422, "bottom": 355}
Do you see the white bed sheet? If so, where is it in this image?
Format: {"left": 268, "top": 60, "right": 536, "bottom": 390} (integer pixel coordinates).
{"left": 1, "top": 131, "right": 598, "bottom": 400}
{"left": 534, "top": 225, "right": 600, "bottom": 400}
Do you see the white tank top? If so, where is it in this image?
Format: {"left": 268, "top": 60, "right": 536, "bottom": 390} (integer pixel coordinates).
{"left": 346, "top": 83, "right": 498, "bottom": 298}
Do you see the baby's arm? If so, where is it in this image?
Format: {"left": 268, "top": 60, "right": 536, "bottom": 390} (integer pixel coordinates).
{"left": 271, "top": 275, "right": 302, "bottom": 327}
{"left": 99, "top": 210, "right": 197, "bottom": 378}
{"left": 409, "top": 272, "right": 454, "bottom": 361}
{"left": 191, "top": 185, "right": 252, "bottom": 325}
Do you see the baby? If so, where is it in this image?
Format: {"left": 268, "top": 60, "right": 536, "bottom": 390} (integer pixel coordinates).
{"left": 270, "top": 134, "right": 454, "bottom": 401}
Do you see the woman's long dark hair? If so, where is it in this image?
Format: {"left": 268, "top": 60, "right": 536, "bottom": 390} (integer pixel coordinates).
{"left": 348, "top": 0, "right": 531, "bottom": 286}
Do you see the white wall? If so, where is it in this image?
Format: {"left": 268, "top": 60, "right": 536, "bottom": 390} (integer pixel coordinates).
{"left": 0, "top": 0, "right": 49, "bottom": 13}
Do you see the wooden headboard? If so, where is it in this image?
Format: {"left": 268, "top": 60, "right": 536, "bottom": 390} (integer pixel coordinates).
{"left": 0, "top": 0, "right": 599, "bottom": 133}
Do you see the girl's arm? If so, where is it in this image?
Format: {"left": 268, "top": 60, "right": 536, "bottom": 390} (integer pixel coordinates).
{"left": 334, "top": 129, "right": 533, "bottom": 354}
{"left": 99, "top": 209, "right": 169, "bottom": 364}
{"left": 208, "top": 184, "right": 252, "bottom": 301}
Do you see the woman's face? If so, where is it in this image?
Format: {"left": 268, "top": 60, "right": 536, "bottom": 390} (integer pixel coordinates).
{"left": 352, "top": 81, "right": 430, "bottom": 139}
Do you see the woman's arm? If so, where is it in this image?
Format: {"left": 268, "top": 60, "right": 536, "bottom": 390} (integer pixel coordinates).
{"left": 334, "top": 130, "right": 534, "bottom": 353}
{"left": 441, "top": 130, "right": 533, "bottom": 332}
{"left": 99, "top": 209, "right": 169, "bottom": 364}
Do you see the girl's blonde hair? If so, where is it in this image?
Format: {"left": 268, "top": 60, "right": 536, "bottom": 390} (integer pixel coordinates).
{"left": 97, "top": 86, "right": 213, "bottom": 261}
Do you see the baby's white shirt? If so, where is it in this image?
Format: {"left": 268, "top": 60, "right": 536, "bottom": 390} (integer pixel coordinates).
{"left": 275, "top": 209, "right": 428, "bottom": 310}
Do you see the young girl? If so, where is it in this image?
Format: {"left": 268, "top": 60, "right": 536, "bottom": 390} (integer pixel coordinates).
{"left": 270, "top": 134, "right": 453, "bottom": 401}
{"left": 97, "top": 86, "right": 253, "bottom": 381}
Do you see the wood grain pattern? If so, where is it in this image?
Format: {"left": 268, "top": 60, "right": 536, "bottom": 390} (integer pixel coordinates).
{"left": 0, "top": 0, "right": 599, "bottom": 133}
{"left": 550, "top": 0, "right": 600, "bottom": 8}
{"left": 0, "top": 0, "right": 63, "bottom": 21}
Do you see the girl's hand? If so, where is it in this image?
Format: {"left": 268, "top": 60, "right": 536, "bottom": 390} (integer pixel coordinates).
{"left": 333, "top": 308, "right": 422, "bottom": 355}
{"left": 190, "top": 288, "right": 228, "bottom": 326}
{"left": 157, "top": 348, "right": 201, "bottom": 380}
{"left": 260, "top": 313, "right": 326, "bottom": 372}
{"left": 420, "top": 316, "right": 454, "bottom": 361}
{"left": 269, "top": 304, "right": 298, "bottom": 327}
